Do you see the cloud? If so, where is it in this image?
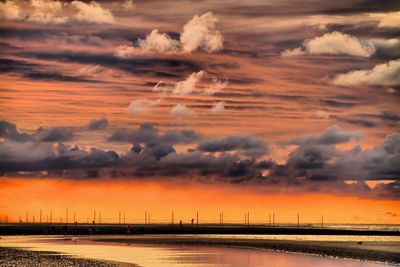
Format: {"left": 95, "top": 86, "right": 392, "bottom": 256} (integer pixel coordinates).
{"left": 180, "top": 12, "right": 223, "bottom": 53}
{"left": 378, "top": 11, "right": 400, "bottom": 28}
{"left": 288, "top": 125, "right": 360, "bottom": 145}
{"left": 210, "top": 101, "right": 225, "bottom": 113}
{"left": 281, "top": 47, "right": 306, "bottom": 57}
{"left": 197, "top": 135, "right": 269, "bottom": 158}
{"left": 71, "top": 1, "right": 115, "bottom": 24}
{"left": 154, "top": 71, "right": 227, "bottom": 95}
{"left": 173, "top": 71, "right": 205, "bottom": 95}
{"left": 109, "top": 123, "right": 200, "bottom": 145}
{"left": 0, "top": 0, "right": 115, "bottom": 24}
{"left": 115, "top": 30, "right": 180, "bottom": 56}
{"left": 203, "top": 79, "right": 228, "bottom": 95}
{"left": 88, "top": 117, "right": 108, "bottom": 131}
{"left": 170, "top": 104, "right": 194, "bottom": 116}
{"left": 127, "top": 99, "right": 161, "bottom": 114}
{"left": 0, "top": 0, "right": 21, "bottom": 20}
{"left": 123, "top": 0, "right": 134, "bottom": 9}
{"left": 0, "top": 120, "right": 33, "bottom": 142}
{"left": 282, "top": 32, "right": 376, "bottom": 58}
{"left": 27, "top": 0, "right": 67, "bottom": 24}
{"left": 332, "top": 59, "right": 400, "bottom": 87}
{"left": 38, "top": 127, "right": 74, "bottom": 142}
{"left": 115, "top": 12, "right": 223, "bottom": 55}
{"left": 315, "top": 110, "right": 330, "bottom": 119}
{"left": 1, "top": 121, "right": 399, "bottom": 199}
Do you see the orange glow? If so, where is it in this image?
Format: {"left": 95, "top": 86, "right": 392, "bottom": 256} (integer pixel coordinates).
{"left": 0, "top": 178, "right": 398, "bottom": 224}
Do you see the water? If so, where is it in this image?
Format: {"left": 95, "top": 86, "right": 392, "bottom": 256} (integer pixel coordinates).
{"left": 0, "top": 236, "right": 396, "bottom": 267}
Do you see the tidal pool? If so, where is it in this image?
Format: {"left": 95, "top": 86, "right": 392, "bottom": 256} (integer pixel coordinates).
{"left": 0, "top": 236, "right": 394, "bottom": 267}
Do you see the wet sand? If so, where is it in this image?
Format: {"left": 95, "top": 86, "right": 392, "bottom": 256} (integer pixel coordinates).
{"left": 93, "top": 235, "right": 400, "bottom": 265}
{"left": 0, "top": 246, "right": 125, "bottom": 267}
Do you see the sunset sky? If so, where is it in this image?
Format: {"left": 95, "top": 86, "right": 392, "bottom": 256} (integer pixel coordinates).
{"left": 0, "top": 0, "right": 399, "bottom": 224}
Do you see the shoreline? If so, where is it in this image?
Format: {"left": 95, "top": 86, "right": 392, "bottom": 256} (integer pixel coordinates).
{"left": 92, "top": 236, "right": 400, "bottom": 265}
{"left": 0, "top": 246, "right": 125, "bottom": 267}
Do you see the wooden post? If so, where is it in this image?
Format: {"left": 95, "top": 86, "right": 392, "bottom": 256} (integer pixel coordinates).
{"left": 196, "top": 211, "right": 199, "bottom": 226}
{"left": 124, "top": 212, "right": 126, "bottom": 224}
{"left": 297, "top": 213, "right": 299, "bottom": 228}
{"left": 93, "top": 210, "right": 96, "bottom": 224}
{"left": 222, "top": 211, "right": 224, "bottom": 225}
{"left": 145, "top": 211, "right": 147, "bottom": 224}
{"left": 40, "top": 209, "right": 42, "bottom": 223}
{"left": 172, "top": 211, "right": 174, "bottom": 225}
{"left": 322, "top": 215, "right": 324, "bottom": 228}
{"left": 74, "top": 211, "right": 76, "bottom": 223}
{"left": 272, "top": 212, "right": 275, "bottom": 227}
{"left": 50, "top": 211, "right": 52, "bottom": 224}
{"left": 269, "top": 213, "right": 271, "bottom": 226}
{"left": 119, "top": 210, "right": 121, "bottom": 224}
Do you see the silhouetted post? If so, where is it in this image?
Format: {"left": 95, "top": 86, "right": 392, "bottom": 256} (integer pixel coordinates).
{"left": 93, "top": 210, "right": 96, "bottom": 224}
{"left": 196, "top": 211, "right": 199, "bottom": 226}
{"left": 145, "top": 211, "right": 147, "bottom": 224}
{"left": 73, "top": 211, "right": 76, "bottom": 223}
{"left": 33, "top": 215, "right": 35, "bottom": 223}
{"left": 66, "top": 209, "right": 68, "bottom": 224}
{"left": 322, "top": 215, "right": 324, "bottom": 228}
{"left": 247, "top": 212, "right": 250, "bottom": 226}
{"left": 50, "top": 210, "right": 52, "bottom": 224}
{"left": 172, "top": 211, "right": 174, "bottom": 225}
{"left": 297, "top": 213, "right": 299, "bottom": 228}
{"left": 99, "top": 212, "right": 101, "bottom": 224}
{"left": 222, "top": 211, "right": 224, "bottom": 225}
{"left": 119, "top": 210, "right": 121, "bottom": 224}
{"left": 272, "top": 212, "right": 275, "bottom": 227}
{"left": 124, "top": 212, "right": 126, "bottom": 224}
{"left": 26, "top": 212, "right": 28, "bottom": 223}
{"left": 269, "top": 213, "right": 271, "bottom": 226}
{"left": 148, "top": 212, "right": 150, "bottom": 224}
{"left": 40, "top": 209, "right": 42, "bottom": 223}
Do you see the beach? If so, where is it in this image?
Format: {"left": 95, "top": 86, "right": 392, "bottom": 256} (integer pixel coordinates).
{"left": 0, "top": 246, "right": 122, "bottom": 267}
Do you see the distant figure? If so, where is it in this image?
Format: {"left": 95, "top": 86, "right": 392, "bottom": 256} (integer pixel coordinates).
{"left": 92, "top": 220, "right": 95, "bottom": 225}
{"left": 179, "top": 220, "right": 182, "bottom": 228}
{"left": 191, "top": 218, "right": 194, "bottom": 225}
{"left": 357, "top": 241, "right": 363, "bottom": 245}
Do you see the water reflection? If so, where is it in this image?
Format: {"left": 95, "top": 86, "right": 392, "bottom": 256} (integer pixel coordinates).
{"left": 0, "top": 236, "right": 391, "bottom": 267}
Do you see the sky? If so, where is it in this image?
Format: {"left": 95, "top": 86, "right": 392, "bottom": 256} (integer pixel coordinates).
{"left": 0, "top": 0, "right": 399, "bottom": 224}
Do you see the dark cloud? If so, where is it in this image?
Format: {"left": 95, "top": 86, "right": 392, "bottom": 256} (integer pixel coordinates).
{"left": 0, "top": 120, "right": 33, "bottom": 142}
{"left": 197, "top": 135, "right": 269, "bottom": 158}
{"left": 0, "top": 121, "right": 399, "bottom": 199}
{"left": 109, "top": 123, "right": 200, "bottom": 144}
{"left": 88, "top": 117, "right": 109, "bottom": 130}
{"left": 288, "top": 125, "right": 360, "bottom": 145}
{"left": 0, "top": 58, "right": 94, "bottom": 83}
{"left": 22, "top": 51, "right": 202, "bottom": 79}
{"left": 38, "top": 127, "right": 74, "bottom": 142}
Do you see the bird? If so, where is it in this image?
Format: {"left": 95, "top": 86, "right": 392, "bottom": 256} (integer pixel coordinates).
{"left": 357, "top": 241, "right": 363, "bottom": 245}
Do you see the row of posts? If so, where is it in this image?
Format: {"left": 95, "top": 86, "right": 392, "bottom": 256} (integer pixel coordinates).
{"left": 8, "top": 209, "right": 324, "bottom": 228}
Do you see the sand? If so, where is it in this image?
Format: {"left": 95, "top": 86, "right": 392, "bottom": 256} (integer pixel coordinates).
{"left": 0, "top": 246, "right": 126, "bottom": 267}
